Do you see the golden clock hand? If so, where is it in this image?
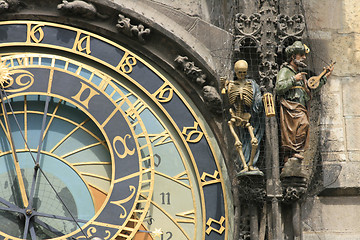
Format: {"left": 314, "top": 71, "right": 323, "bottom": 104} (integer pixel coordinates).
{"left": 0, "top": 88, "right": 29, "bottom": 208}
{"left": 0, "top": 93, "right": 89, "bottom": 240}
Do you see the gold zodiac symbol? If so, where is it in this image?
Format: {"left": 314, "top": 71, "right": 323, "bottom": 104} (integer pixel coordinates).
{"left": 3, "top": 70, "right": 35, "bottom": 92}
{"left": 110, "top": 185, "right": 136, "bottom": 218}
{"left": 113, "top": 134, "right": 135, "bottom": 159}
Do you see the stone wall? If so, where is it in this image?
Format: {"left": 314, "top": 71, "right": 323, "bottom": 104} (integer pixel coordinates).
{"left": 302, "top": 0, "right": 360, "bottom": 238}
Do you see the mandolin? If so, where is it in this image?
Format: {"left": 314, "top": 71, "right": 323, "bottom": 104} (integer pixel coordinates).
{"left": 307, "top": 61, "right": 336, "bottom": 89}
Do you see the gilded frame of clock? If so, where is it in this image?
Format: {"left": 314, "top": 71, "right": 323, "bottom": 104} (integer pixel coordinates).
{"left": 0, "top": 21, "right": 230, "bottom": 240}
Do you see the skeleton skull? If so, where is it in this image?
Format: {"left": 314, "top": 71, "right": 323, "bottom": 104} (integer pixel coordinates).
{"left": 234, "top": 60, "right": 248, "bottom": 80}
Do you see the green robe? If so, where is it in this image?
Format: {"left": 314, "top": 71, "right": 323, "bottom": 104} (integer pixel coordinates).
{"left": 275, "top": 64, "right": 327, "bottom": 154}
{"left": 275, "top": 64, "right": 327, "bottom": 107}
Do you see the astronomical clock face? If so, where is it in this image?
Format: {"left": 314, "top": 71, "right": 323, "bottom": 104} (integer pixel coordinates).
{"left": 0, "top": 21, "right": 229, "bottom": 240}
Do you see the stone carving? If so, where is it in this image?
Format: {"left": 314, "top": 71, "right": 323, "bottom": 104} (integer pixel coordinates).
{"left": 221, "top": 60, "right": 265, "bottom": 175}
{"left": 276, "top": 14, "right": 305, "bottom": 52}
{"left": 116, "top": 14, "right": 151, "bottom": 43}
{"left": 234, "top": 13, "right": 262, "bottom": 52}
{"left": 282, "top": 177, "right": 308, "bottom": 203}
{"left": 283, "top": 186, "right": 306, "bottom": 203}
{"left": 0, "top": 0, "right": 23, "bottom": 13}
{"left": 174, "top": 55, "right": 207, "bottom": 86}
{"left": 259, "top": 60, "right": 278, "bottom": 90}
{"left": 174, "top": 55, "right": 222, "bottom": 114}
{"left": 57, "top": 0, "right": 108, "bottom": 20}
{"left": 202, "top": 86, "right": 222, "bottom": 114}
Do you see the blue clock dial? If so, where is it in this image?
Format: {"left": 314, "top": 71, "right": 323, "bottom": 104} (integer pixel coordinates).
{"left": 0, "top": 95, "right": 109, "bottom": 238}
{"left": 0, "top": 19, "right": 230, "bottom": 240}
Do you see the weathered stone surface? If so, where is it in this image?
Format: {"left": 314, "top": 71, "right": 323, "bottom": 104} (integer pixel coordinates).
{"left": 348, "top": 152, "right": 360, "bottom": 162}
{"left": 321, "top": 152, "right": 347, "bottom": 162}
{"left": 341, "top": 0, "right": 360, "bottom": 33}
{"left": 342, "top": 76, "right": 360, "bottom": 115}
{"left": 345, "top": 118, "right": 360, "bottom": 151}
{"left": 114, "top": 0, "right": 233, "bottom": 78}
{"left": 322, "top": 75, "right": 342, "bottom": 93}
{"left": 323, "top": 162, "right": 360, "bottom": 188}
{"left": 320, "top": 125, "right": 345, "bottom": 152}
{"left": 146, "top": 0, "right": 203, "bottom": 18}
{"left": 303, "top": 0, "right": 342, "bottom": 31}
{"left": 303, "top": 196, "right": 360, "bottom": 238}
{"left": 320, "top": 93, "right": 343, "bottom": 125}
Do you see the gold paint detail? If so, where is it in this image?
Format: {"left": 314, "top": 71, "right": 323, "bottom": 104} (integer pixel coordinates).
{"left": 101, "top": 107, "right": 117, "bottom": 128}
{"left": 0, "top": 52, "right": 158, "bottom": 240}
{"left": 200, "top": 170, "right": 221, "bottom": 187}
{"left": 24, "top": 96, "right": 27, "bottom": 148}
{"left": 49, "top": 118, "right": 90, "bottom": 153}
{"left": 76, "top": 226, "right": 111, "bottom": 239}
{"left": 47, "top": 68, "right": 54, "bottom": 94}
{"left": 0, "top": 60, "right": 13, "bottom": 87}
{"left": 114, "top": 171, "right": 140, "bottom": 184}
{"left": 113, "top": 134, "right": 135, "bottom": 158}
{"left": 61, "top": 140, "right": 105, "bottom": 158}
{"left": 26, "top": 23, "right": 44, "bottom": 43}
{"left": 105, "top": 230, "right": 111, "bottom": 240}
{"left": 152, "top": 228, "right": 163, "bottom": 238}
{"left": 125, "top": 99, "right": 146, "bottom": 120}
{"left": 80, "top": 172, "right": 111, "bottom": 182}
{"left": 73, "top": 31, "right": 92, "bottom": 54}
{"left": 182, "top": 121, "right": 203, "bottom": 143}
{"left": 39, "top": 99, "right": 62, "bottom": 144}
{"left": 0, "top": 101, "right": 29, "bottom": 207}
{"left": 174, "top": 171, "right": 189, "bottom": 181}
{"left": 205, "top": 216, "right": 225, "bottom": 235}
{"left": 88, "top": 182, "right": 108, "bottom": 195}
{"left": 176, "top": 210, "right": 195, "bottom": 224}
{"left": 72, "top": 161, "right": 111, "bottom": 166}
{"left": 153, "top": 83, "right": 174, "bottom": 103}
{"left": 11, "top": 56, "right": 30, "bottom": 67}
{"left": 110, "top": 185, "right": 136, "bottom": 218}
{"left": 142, "top": 194, "right": 191, "bottom": 240}
{"left": 155, "top": 171, "right": 190, "bottom": 189}
{"left": 3, "top": 69, "right": 34, "bottom": 93}
{"left": 116, "top": 51, "right": 137, "bottom": 74}
{"left": 71, "top": 82, "right": 100, "bottom": 109}
{"left": 138, "top": 130, "right": 172, "bottom": 147}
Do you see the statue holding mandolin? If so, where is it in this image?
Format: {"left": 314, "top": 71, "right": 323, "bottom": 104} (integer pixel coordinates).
{"left": 275, "top": 41, "right": 334, "bottom": 163}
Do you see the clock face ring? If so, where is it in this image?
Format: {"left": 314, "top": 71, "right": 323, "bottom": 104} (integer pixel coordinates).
{"left": 0, "top": 53, "right": 156, "bottom": 239}
{"left": 0, "top": 19, "right": 230, "bottom": 240}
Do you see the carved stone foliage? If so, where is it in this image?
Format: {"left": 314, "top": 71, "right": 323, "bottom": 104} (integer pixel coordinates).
{"left": 174, "top": 55, "right": 222, "bottom": 114}
{"left": 0, "top": 0, "right": 23, "bottom": 13}
{"left": 259, "top": 61, "right": 278, "bottom": 90}
{"left": 57, "top": 0, "right": 108, "bottom": 20}
{"left": 116, "top": 14, "right": 151, "bottom": 43}
{"left": 234, "top": 13, "right": 262, "bottom": 51}
{"left": 282, "top": 177, "right": 308, "bottom": 204}
{"left": 276, "top": 14, "right": 305, "bottom": 52}
{"left": 260, "top": 0, "right": 278, "bottom": 8}
{"left": 258, "top": 1, "right": 278, "bottom": 93}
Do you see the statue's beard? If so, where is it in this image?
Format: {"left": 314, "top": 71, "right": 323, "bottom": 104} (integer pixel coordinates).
{"left": 294, "top": 58, "right": 307, "bottom": 68}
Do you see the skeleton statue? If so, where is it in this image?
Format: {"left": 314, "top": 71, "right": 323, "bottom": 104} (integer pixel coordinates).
{"left": 222, "top": 60, "right": 265, "bottom": 175}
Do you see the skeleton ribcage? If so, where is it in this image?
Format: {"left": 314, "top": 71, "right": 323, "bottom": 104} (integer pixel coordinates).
{"left": 228, "top": 82, "right": 254, "bottom": 117}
